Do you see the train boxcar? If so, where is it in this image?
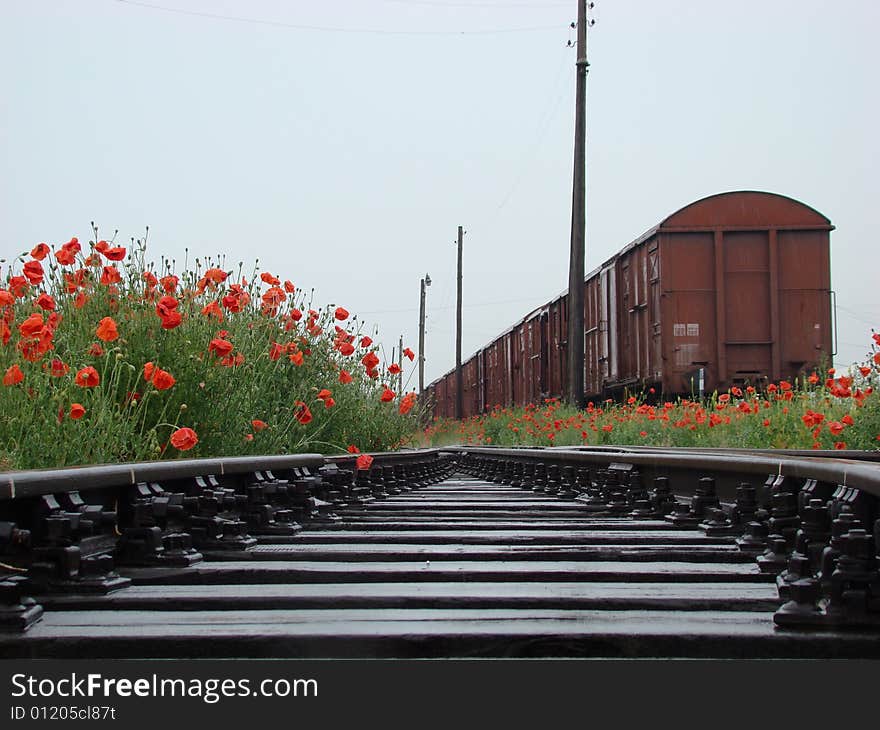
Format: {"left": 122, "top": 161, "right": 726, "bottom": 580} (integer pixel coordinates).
{"left": 602, "top": 190, "right": 834, "bottom": 398}
{"left": 426, "top": 190, "right": 834, "bottom": 419}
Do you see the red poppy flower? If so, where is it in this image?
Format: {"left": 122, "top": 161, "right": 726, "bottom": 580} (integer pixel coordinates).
{"left": 17, "top": 315, "right": 43, "bottom": 341}
{"left": 834, "top": 442, "right": 847, "bottom": 450}
{"left": 380, "top": 386, "right": 395, "bottom": 403}
{"left": 334, "top": 307, "right": 349, "bottom": 321}
{"left": 269, "top": 342, "right": 284, "bottom": 361}
{"left": 151, "top": 368, "right": 176, "bottom": 391}
{"left": 2, "top": 364, "right": 24, "bottom": 386}
{"left": 160, "top": 275, "right": 179, "bottom": 293}
{"left": 103, "top": 246, "right": 127, "bottom": 261}
{"left": 34, "top": 293, "right": 56, "bottom": 311}
{"left": 290, "top": 308, "right": 303, "bottom": 322}
{"left": 403, "top": 347, "right": 415, "bottom": 361}
{"left": 360, "top": 336, "right": 373, "bottom": 348}
{"left": 100, "top": 266, "right": 121, "bottom": 285}
{"left": 22, "top": 260, "right": 44, "bottom": 286}
{"left": 284, "top": 280, "right": 296, "bottom": 294}
{"left": 262, "top": 287, "right": 285, "bottom": 308}
{"left": 159, "top": 311, "right": 182, "bottom": 329}
{"left": 260, "top": 272, "right": 280, "bottom": 286}
{"left": 207, "top": 338, "right": 234, "bottom": 357}
{"left": 55, "top": 248, "right": 76, "bottom": 266}
{"left": 170, "top": 427, "right": 198, "bottom": 451}
{"left": 95, "top": 240, "right": 109, "bottom": 253}
{"left": 317, "top": 388, "right": 332, "bottom": 401}
{"left": 388, "top": 363, "right": 401, "bottom": 375}
{"left": 0, "top": 289, "right": 14, "bottom": 307}
{"left": 294, "top": 401, "right": 313, "bottom": 425}
{"left": 96, "top": 316, "right": 119, "bottom": 342}
{"left": 89, "top": 343, "right": 105, "bottom": 357}
{"left": 289, "top": 351, "right": 304, "bottom": 367}
{"left": 347, "top": 445, "right": 360, "bottom": 454}
{"left": 30, "top": 243, "right": 50, "bottom": 260}
{"left": 201, "top": 300, "right": 223, "bottom": 320}
{"left": 204, "top": 268, "right": 228, "bottom": 284}
{"left": 339, "top": 369, "right": 353, "bottom": 384}
{"left": 859, "top": 366, "right": 872, "bottom": 377}
{"left": 157, "top": 295, "right": 179, "bottom": 312}
{"left": 323, "top": 397, "right": 335, "bottom": 409}
{"left": 8, "top": 276, "right": 28, "bottom": 298}
{"left": 75, "top": 366, "right": 100, "bottom": 387}
{"left": 220, "top": 352, "right": 245, "bottom": 368}
{"left": 355, "top": 454, "right": 374, "bottom": 470}
{"left": 50, "top": 359, "right": 69, "bottom": 377}
{"left": 828, "top": 421, "right": 845, "bottom": 437}
{"left": 337, "top": 342, "right": 355, "bottom": 356}
{"left": 142, "top": 362, "right": 155, "bottom": 382}
{"left": 221, "top": 293, "right": 244, "bottom": 312}
{"left": 69, "top": 403, "right": 86, "bottom": 420}
{"left": 399, "top": 392, "right": 416, "bottom": 415}
{"left": 252, "top": 419, "right": 268, "bottom": 432}
{"left": 362, "top": 352, "right": 379, "bottom": 370}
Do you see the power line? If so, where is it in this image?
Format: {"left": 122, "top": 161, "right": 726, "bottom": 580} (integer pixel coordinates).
{"left": 358, "top": 295, "right": 543, "bottom": 316}
{"left": 489, "top": 44, "right": 571, "bottom": 217}
{"left": 380, "top": 0, "right": 570, "bottom": 8}
{"left": 834, "top": 303, "right": 879, "bottom": 328}
{"left": 113, "top": 0, "right": 565, "bottom": 35}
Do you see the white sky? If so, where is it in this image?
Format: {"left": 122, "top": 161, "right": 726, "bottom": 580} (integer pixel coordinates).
{"left": 2, "top": 0, "right": 877, "bottom": 390}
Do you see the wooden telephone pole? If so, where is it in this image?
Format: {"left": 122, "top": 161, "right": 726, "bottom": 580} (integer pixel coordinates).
{"left": 566, "top": 0, "right": 589, "bottom": 409}
{"left": 398, "top": 335, "right": 404, "bottom": 394}
{"left": 455, "top": 226, "right": 464, "bottom": 420}
{"left": 418, "top": 274, "right": 430, "bottom": 396}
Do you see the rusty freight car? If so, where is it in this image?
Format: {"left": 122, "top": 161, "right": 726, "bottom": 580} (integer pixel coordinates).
{"left": 426, "top": 191, "right": 834, "bottom": 419}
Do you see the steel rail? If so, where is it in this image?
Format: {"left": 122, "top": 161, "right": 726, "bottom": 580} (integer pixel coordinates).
{"left": 2, "top": 445, "right": 877, "bottom": 501}
{"left": 454, "top": 446, "right": 880, "bottom": 499}
{"left": 0, "top": 453, "right": 326, "bottom": 501}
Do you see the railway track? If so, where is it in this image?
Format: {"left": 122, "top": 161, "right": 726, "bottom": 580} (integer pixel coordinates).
{"left": 1, "top": 447, "right": 878, "bottom": 658}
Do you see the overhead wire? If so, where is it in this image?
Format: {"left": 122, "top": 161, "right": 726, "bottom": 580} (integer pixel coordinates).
{"left": 834, "top": 303, "right": 879, "bottom": 328}
{"left": 380, "top": 0, "right": 569, "bottom": 8}
{"left": 113, "top": 0, "right": 564, "bottom": 35}
{"left": 485, "top": 42, "right": 573, "bottom": 221}
{"left": 358, "top": 295, "right": 547, "bottom": 317}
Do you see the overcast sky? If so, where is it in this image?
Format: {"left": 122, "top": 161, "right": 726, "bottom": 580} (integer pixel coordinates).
{"left": 2, "top": 0, "right": 877, "bottom": 390}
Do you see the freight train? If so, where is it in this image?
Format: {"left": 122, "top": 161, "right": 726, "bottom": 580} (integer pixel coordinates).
{"left": 426, "top": 190, "right": 835, "bottom": 419}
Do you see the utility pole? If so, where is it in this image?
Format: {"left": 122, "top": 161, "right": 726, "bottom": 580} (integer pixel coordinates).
{"left": 398, "top": 335, "right": 404, "bottom": 394}
{"left": 418, "top": 274, "right": 430, "bottom": 396}
{"left": 566, "top": 0, "right": 589, "bottom": 409}
{"left": 455, "top": 225, "right": 464, "bottom": 420}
